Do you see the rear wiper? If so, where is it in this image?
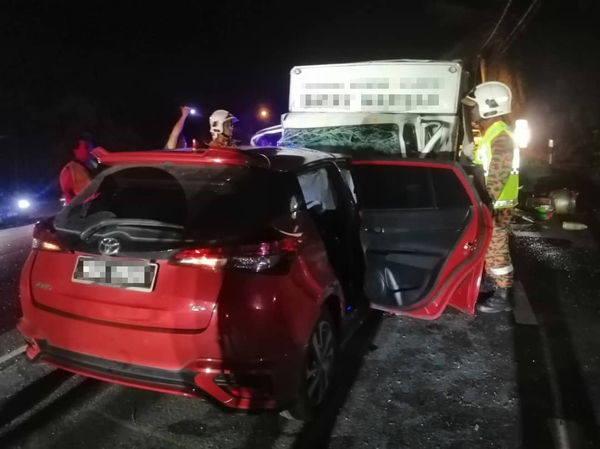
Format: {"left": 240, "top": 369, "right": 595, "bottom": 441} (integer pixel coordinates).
{"left": 80, "top": 219, "right": 184, "bottom": 240}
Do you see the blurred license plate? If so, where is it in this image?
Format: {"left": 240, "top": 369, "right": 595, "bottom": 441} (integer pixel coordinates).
{"left": 72, "top": 257, "right": 158, "bottom": 292}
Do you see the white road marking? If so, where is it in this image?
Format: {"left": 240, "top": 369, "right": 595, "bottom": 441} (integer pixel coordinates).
{"left": 548, "top": 418, "right": 589, "bottom": 448}
{"left": 549, "top": 419, "right": 571, "bottom": 449}
{"left": 0, "top": 344, "right": 27, "bottom": 365}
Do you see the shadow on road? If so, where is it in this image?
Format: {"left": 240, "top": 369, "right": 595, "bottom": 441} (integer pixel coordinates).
{"left": 0, "top": 374, "right": 107, "bottom": 447}
{"left": 0, "top": 369, "right": 74, "bottom": 428}
{"left": 513, "top": 237, "right": 600, "bottom": 448}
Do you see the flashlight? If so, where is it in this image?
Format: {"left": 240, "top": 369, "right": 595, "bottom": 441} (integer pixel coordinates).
{"left": 189, "top": 108, "right": 197, "bottom": 115}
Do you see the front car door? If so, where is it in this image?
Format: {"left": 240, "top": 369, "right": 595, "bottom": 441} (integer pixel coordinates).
{"left": 296, "top": 162, "right": 365, "bottom": 311}
{"left": 351, "top": 159, "right": 493, "bottom": 319}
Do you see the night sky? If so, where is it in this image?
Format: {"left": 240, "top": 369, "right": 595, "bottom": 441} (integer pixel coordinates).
{"left": 0, "top": 0, "right": 598, "bottom": 189}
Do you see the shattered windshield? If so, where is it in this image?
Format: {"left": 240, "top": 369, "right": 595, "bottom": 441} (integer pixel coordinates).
{"left": 279, "top": 124, "right": 403, "bottom": 155}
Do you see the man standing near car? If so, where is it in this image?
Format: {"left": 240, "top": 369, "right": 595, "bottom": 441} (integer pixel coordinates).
{"left": 462, "top": 82, "right": 519, "bottom": 313}
{"left": 59, "top": 138, "right": 96, "bottom": 204}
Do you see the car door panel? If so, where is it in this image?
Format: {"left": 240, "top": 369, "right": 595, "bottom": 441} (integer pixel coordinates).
{"left": 352, "top": 160, "right": 492, "bottom": 319}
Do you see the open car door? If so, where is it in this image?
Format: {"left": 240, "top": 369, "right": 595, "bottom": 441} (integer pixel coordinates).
{"left": 352, "top": 160, "right": 493, "bottom": 319}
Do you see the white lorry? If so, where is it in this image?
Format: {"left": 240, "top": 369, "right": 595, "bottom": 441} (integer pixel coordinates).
{"left": 251, "top": 60, "right": 469, "bottom": 159}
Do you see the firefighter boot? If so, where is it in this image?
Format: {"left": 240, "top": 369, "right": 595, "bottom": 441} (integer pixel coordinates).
{"left": 476, "top": 287, "right": 514, "bottom": 313}
{"left": 480, "top": 274, "right": 496, "bottom": 294}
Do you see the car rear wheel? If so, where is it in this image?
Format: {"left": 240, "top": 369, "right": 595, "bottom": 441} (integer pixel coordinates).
{"left": 281, "top": 308, "right": 338, "bottom": 421}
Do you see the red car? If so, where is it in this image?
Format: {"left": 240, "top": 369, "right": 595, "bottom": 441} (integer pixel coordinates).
{"left": 18, "top": 146, "right": 491, "bottom": 419}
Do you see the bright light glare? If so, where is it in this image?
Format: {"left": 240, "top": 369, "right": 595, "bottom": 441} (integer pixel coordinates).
{"left": 17, "top": 199, "right": 31, "bottom": 209}
{"left": 514, "top": 119, "right": 530, "bottom": 148}
{"left": 178, "top": 255, "right": 227, "bottom": 268}
{"left": 190, "top": 109, "right": 197, "bottom": 115}
{"left": 260, "top": 109, "right": 269, "bottom": 118}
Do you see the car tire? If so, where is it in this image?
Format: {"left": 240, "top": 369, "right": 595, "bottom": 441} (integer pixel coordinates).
{"left": 281, "top": 307, "right": 338, "bottom": 421}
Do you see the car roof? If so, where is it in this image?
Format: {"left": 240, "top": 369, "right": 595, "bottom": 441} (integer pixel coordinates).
{"left": 92, "top": 146, "right": 350, "bottom": 172}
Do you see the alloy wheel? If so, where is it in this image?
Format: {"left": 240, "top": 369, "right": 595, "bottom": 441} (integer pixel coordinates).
{"left": 306, "top": 320, "right": 335, "bottom": 406}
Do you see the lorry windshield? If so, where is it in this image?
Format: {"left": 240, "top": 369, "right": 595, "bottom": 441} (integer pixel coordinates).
{"left": 279, "top": 124, "right": 403, "bottom": 155}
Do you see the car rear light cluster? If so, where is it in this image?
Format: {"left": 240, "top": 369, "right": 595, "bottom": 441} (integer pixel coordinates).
{"left": 32, "top": 222, "right": 66, "bottom": 253}
{"left": 170, "top": 238, "right": 298, "bottom": 273}
{"left": 171, "top": 248, "right": 228, "bottom": 269}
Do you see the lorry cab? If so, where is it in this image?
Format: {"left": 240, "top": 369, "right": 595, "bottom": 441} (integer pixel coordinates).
{"left": 251, "top": 60, "right": 467, "bottom": 159}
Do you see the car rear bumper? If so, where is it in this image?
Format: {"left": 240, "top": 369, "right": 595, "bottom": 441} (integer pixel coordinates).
{"left": 18, "top": 319, "right": 300, "bottom": 410}
{"left": 18, "top": 250, "right": 319, "bottom": 411}
{"left": 30, "top": 338, "right": 201, "bottom": 397}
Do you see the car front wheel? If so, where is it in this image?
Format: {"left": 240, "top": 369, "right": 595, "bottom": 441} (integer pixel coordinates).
{"left": 281, "top": 308, "right": 337, "bottom": 420}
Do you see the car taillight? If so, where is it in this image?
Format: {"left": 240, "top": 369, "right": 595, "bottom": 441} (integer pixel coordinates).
{"left": 170, "top": 248, "right": 228, "bottom": 269}
{"left": 170, "top": 238, "right": 299, "bottom": 273}
{"left": 32, "top": 222, "right": 65, "bottom": 253}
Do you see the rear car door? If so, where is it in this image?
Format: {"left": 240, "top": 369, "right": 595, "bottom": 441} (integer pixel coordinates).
{"left": 352, "top": 160, "right": 493, "bottom": 319}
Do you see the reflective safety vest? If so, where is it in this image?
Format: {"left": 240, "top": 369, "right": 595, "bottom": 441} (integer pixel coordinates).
{"left": 61, "top": 161, "right": 92, "bottom": 197}
{"left": 473, "top": 121, "right": 519, "bottom": 209}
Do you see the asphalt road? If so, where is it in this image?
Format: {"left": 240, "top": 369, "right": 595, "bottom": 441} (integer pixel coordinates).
{"left": 0, "top": 220, "right": 599, "bottom": 448}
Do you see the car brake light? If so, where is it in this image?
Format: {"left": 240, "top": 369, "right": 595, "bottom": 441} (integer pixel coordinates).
{"left": 170, "top": 248, "right": 228, "bottom": 269}
{"left": 170, "top": 238, "right": 298, "bottom": 272}
{"left": 32, "top": 222, "right": 65, "bottom": 252}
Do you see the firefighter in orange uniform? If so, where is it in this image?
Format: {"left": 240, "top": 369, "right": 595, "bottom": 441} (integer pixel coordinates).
{"left": 59, "top": 139, "right": 96, "bottom": 204}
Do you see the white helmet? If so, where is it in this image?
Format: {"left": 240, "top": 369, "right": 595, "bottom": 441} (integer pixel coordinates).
{"left": 462, "top": 81, "right": 512, "bottom": 119}
{"left": 209, "top": 109, "right": 238, "bottom": 139}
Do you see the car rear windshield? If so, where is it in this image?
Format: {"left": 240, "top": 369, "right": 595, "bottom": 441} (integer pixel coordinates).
{"left": 55, "top": 164, "right": 301, "bottom": 243}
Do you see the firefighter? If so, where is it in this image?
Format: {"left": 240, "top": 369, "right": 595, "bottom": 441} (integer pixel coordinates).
{"left": 462, "top": 81, "right": 519, "bottom": 313}
{"left": 209, "top": 109, "right": 238, "bottom": 147}
{"left": 59, "top": 138, "right": 96, "bottom": 204}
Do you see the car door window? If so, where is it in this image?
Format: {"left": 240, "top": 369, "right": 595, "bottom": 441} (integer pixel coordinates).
{"left": 352, "top": 164, "right": 434, "bottom": 210}
{"left": 431, "top": 168, "right": 471, "bottom": 208}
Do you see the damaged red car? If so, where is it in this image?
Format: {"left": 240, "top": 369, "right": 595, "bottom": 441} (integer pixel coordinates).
{"left": 18, "top": 146, "right": 491, "bottom": 419}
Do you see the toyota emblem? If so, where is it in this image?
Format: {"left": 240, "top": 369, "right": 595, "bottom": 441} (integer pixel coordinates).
{"left": 98, "top": 237, "right": 121, "bottom": 256}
